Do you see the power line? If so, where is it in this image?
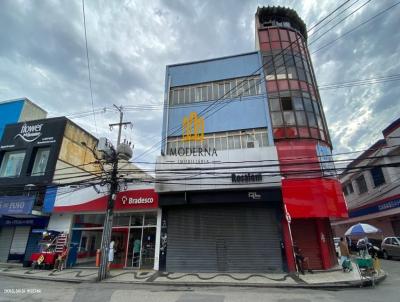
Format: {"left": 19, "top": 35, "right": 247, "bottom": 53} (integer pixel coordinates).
{"left": 81, "top": 0, "right": 98, "bottom": 136}
{"left": 311, "top": 0, "right": 400, "bottom": 54}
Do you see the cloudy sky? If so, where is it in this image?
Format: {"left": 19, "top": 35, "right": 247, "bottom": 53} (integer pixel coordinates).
{"left": 0, "top": 0, "right": 399, "bottom": 168}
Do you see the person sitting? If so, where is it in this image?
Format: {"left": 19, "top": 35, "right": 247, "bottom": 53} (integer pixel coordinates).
{"left": 294, "top": 244, "right": 312, "bottom": 275}
{"left": 54, "top": 245, "right": 68, "bottom": 271}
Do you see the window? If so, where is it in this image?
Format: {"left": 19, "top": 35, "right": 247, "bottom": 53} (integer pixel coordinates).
{"left": 347, "top": 182, "right": 354, "bottom": 194}
{"left": 370, "top": 166, "right": 385, "bottom": 187}
{"left": 281, "top": 97, "right": 293, "bottom": 111}
{"left": 0, "top": 150, "right": 26, "bottom": 177}
{"left": 31, "top": 148, "right": 50, "bottom": 176}
{"left": 356, "top": 175, "right": 368, "bottom": 194}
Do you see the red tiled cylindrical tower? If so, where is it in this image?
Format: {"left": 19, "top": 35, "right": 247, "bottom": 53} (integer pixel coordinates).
{"left": 255, "top": 7, "right": 348, "bottom": 271}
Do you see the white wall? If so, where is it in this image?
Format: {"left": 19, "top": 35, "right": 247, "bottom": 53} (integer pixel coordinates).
{"left": 47, "top": 213, "right": 73, "bottom": 233}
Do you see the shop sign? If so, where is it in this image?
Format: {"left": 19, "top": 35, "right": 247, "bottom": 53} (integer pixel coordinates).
{"left": 114, "top": 189, "right": 159, "bottom": 210}
{"left": 14, "top": 123, "right": 43, "bottom": 143}
{"left": 232, "top": 173, "right": 262, "bottom": 183}
{"left": 0, "top": 196, "right": 34, "bottom": 215}
{"left": 350, "top": 196, "right": 400, "bottom": 218}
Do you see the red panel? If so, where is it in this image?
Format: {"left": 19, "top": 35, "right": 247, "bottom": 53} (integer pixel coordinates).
{"left": 273, "top": 128, "right": 285, "bottom": 138}
{"left": 289, "top": 80, "right": 300, "bottom": 90}
{"left": 281, "top": 217, "right": 296, "bottom": 272}
{"left": 278, "top": 79, "right": 289, "bottom": 91}
{"left": 279, "top": 29, "right": 289, "bottom": 41}
{"left": 259, "top": 30, "right": 269, "bottom": 42}
{"left": 269, "top": 28, "right": 280, "bottom": 41}
{"left": 266, "top": 80, "right": 278, "bottom": 92}
{"left": 282, "top": 178, "right": 348, "bottom": 218}
{"left": 114, "top": 189, "right": 159, "bottom": 211}
{"left": 260, "top": 42, "right": 271, "bottom": 51}
{"left": 300, "top": 81, "right": 308, "bottom": 91}
{"left": 291, "top": 219, "right": 323, "bottom": 269}
{"left": 271, "top": 41, "right": 281, "bottom": 50}
{"left": 276, "top": 140, "right": 321, "bottom": 177}
{"left": 281, "top": 41, "right": 291, "bottom": 49}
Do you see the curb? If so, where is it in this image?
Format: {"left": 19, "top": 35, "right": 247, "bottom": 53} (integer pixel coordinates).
{"left": 0, "top": 271, "right": 387, "bottom": 289}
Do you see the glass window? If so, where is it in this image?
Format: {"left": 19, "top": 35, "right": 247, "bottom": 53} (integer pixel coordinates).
{"left": 242, "top": 80, "right": 250, "bottom": 96}
{"left": 283, "top": 111, "right": 295, "bottom": 125}
{"left": 296, "top": 111, "right": 307, "bottom": 126}
{"left": 313, "top": 101, "right": 320, "bottom": 116}
{"left": 356, "top": 175, "right": 368, "bottom": 194}
{"left": 220, "top": 136, "right": 227, "bottom": 150}
{"left": 214, "top": 137, "right": 222, "bottom": 151}
{"left": 224, "top": 82, "right": 231, "bottom": 98}
{"left": 271, "top": 112, "right": 283, "bottom": 126}
{"left": 144, "top": 213, "right": 157, "bottom": 226}
{"left": 276, "top": 67, "right": 287, "bottom": 79}
{"left": 281, "top": 97, "right": 293, "bottom": 111}
{"left": 218, "top": 83, "right": 225, "bottom": 98}
{"left": 228, "top": 136, "right": 234, "bottom": 149}
{"left": 370, "top": 167, "right": 385, "bottom": 187}
{"left": 31, "top": 148, "right": 50, "bottom": 176}
{"left": 304, "top": 98, "right": 313, "bottom": 112}
{"left": 0, "top": 150, "right": 26, "bottom": 177}
{"left": 293, "top": 97, "right": 304, "bottom": 110}
{"left": 269, "top": 98, "right": 280, "bottom": 111}
{"left": 212, "top": 83, "right": 219, "bottom": 100}
{"left": 269, "top": 29, "right": 279, "bottom": 41}
{"left": 297, "top": 68, "right": 306, "bottom": 81}
{"left": 114, "top": 214, "right": 130, "bottom": 226}
{"left": 347, "top": 182, "right": 354, "bottom": 194}
{"left": 287, "top": 67, "right": 297, "bottom": 79}
{"left": 207, "top": 84, "right": 212, "bottom": 101}
{"left": 307, "top": 112, "right": 317, "bottom": 127}
{"left": 233, "top": 135, "right": 241, "bottom": 149}
{"left": 130, "top": 214, "right": 144, "bottom": 226}
{"left": 255, "top": 133, "right": 263, "bottom": 147}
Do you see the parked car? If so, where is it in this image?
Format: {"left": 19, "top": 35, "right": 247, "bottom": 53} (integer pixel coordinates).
{"left": 381, "top": 237, "right": 400, "bottom": 259}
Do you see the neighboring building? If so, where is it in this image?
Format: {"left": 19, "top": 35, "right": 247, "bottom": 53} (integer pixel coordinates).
{"left": 155, "top": 7, "right": 347, "bottom": 273}
{"left": 332, "top": 117, "right": 400, "bottom": 238}
{"left": 0, "top": 117, "right": 100, "bottom": 264}
{"left": 0, "top": 98, "right": 47, "bottom": 139}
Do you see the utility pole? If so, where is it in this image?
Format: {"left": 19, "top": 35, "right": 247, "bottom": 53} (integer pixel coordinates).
{"left": 109, "top": 105, "right": 132, "bottom": 145}
{"left": 98, "top": 105, "right": 132, "bottom": 281}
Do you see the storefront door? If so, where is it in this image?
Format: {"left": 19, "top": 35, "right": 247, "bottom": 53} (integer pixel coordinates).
{"left": 110, "top": 228, "right": 128, "bottom": 269}
{"left": 126, "top": 227, "right": 156, "bottom": 269}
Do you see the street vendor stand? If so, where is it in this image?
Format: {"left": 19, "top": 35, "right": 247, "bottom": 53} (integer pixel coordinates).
{"left": 345, "top": 223, "right": 382, "bottom": 285}
{"left": 30, "top": 231, "right": 67, "bottom": 269}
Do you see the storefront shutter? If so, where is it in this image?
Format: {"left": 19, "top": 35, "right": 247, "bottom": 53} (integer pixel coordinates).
{"left": 166, "top": 204, "right": 283, "bottom": 272}
{"left": 0, "top": 227, "right": 15, "bottom": 262}
{"left": 9, "top": 226, "right": 30, "bottom": 256}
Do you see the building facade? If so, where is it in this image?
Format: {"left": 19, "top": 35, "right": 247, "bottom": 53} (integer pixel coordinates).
{"left": 332, "top": 117, "right": 400, "bottom": 239}
{"left": 0, "top": 116, "right": 99, "bottom": 264}
{"left": 155, "top": 6, "right": 347, "bottom": 273}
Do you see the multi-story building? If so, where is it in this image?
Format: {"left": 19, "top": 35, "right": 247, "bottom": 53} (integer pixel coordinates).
{"left": 332, "top": 117, "right": 400, "bottom": 238}
{"left": 155, "top": 6, "right": 347, "bottom": 273}
{"left": 0, "top": 116, "right": 100, "bottom": 264}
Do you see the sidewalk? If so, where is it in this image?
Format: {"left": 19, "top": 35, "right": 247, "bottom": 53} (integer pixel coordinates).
{"left": 0, "top": 262, "right": 386, "bottom": 288}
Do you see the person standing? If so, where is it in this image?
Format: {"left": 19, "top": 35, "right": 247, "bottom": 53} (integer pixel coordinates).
{"left": 107, "top": 240, "right": 115, "bottom": 273}
{"left": 340, "top": 237, "right": 350, "bottom": 258}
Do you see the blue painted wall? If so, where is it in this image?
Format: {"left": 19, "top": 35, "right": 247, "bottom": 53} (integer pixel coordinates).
{"left": 167, "top": 95, "right": 268, "bottom": 137}
{"left": 168, "top": 52, "right": 262, "bottom": 87}
{"left": 0, "top": 100, "right": 24, "bottom": 139}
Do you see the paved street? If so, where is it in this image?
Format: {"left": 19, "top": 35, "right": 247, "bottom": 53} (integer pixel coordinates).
{"left": 0, "top": 260, "right": 398, "bottom": 302}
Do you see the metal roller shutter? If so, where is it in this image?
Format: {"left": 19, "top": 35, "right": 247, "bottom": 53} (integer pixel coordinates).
{"left": 392, "top": 219, "right": 400, "bottom": 237}
{"left": 166, "top": 205, "right": 283, "bottom": 273}
{"left": 0, "top": 227, "right": 15, "bottom": 262}
{"left": 9, "top": 226, "right": 30, "bottom": 256}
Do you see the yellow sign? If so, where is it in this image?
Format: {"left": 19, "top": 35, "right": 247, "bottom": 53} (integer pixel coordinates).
{"left": 182, "top": 112, "right": 204, "bottom": 142}
{"left": 37, "top": 254, "right": 45, "bottom": 265}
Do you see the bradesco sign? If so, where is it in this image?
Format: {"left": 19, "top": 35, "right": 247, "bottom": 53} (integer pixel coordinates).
{"left": 114, "top": 189, "right": 158, "bottom": 211}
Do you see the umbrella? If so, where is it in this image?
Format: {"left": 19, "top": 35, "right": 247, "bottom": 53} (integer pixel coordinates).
{"left": 344, "top": 223, "right": 381, "bottom": 236}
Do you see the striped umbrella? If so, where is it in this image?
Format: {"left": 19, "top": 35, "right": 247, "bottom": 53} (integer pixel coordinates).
{"left": 344, "top": 223, "right": 381, "bottom": 236}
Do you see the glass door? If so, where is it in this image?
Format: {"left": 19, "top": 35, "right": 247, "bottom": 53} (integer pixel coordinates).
{"left": 141, "top": 227, "right": 156, "bottom": 269}
{"left": 127, "top": 228, "right": 142, "bottom": 268}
